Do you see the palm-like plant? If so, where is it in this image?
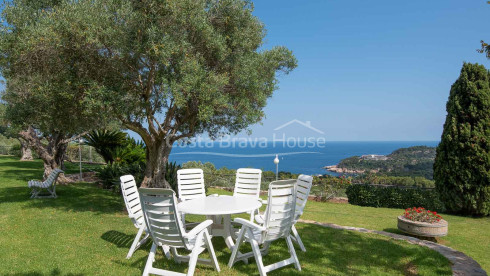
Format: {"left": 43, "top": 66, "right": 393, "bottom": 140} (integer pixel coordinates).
{"left": 84, "top": 130, "right": 126, "bottom": 164}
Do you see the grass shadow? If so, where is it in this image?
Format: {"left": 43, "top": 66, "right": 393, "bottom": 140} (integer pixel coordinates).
{"left": 5, "top": 268, "right": 85, "bottom": 276}
{"left": 102, "top": 223, "right": 452, "bottom": 275}
{"left": 0, "top": 182, "right": 124, "bottom": 215}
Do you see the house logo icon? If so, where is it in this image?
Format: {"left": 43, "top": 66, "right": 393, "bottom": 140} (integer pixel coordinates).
{"left": 274, "top": 119, "right": 325, "bottom": 135}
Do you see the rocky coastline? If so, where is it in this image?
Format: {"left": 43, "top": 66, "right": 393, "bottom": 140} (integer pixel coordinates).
{"left": 324, "top": 165, "right": 366, "bottom": 174}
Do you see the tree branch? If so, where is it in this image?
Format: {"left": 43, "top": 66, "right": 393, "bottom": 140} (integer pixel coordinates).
{"left": 60, "top": 131, "right": 89, "bottom": 144}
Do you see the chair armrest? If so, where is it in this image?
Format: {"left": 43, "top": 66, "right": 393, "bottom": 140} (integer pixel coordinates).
{"left": 234, "top": 218, "right": 266, "bottom": 231}
{"left": 207, "top": 194, "right": 219, "bottom": 197}
{"left": 184, "top": 219, "right": 213, "bottom": 238}
{"left": 254, "top": 214, "right": 265, "bottom": 225}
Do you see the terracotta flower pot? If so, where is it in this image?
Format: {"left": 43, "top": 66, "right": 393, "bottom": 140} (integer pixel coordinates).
{"left": 397, "top": 215, "right": 448, "bottom": 237}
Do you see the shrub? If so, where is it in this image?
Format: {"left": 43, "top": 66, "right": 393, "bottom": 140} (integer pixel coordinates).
{"left": 434, "top": 63, "right": 490, "bottom": 216}
{"left": 97, "top": 162, "right": 145, "bottom": 190}
{"left": 346, "top": 184, "right": 446, "bottom": 212}
{"left": 353, "top": 174, "right": 435, "bottom": 188}
{"left": 165, "top": 162, "right": 180, "bottom": 195}
{"left": 311, "top": 175, "right": 351, "bottom": 200}
{"left": 84, "top": 130, "right": 127, "bottom": 164}
{"left": 97, "top": 161, "right": 180, "bottom": 191}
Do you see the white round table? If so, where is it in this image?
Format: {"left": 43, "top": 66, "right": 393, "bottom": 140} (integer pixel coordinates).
{"left": 178, "top": 195, "right": 262, "bottom": 249}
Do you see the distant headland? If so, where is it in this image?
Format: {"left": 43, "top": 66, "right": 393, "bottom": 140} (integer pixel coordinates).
{"left": 324, "top": 146, "right": 436, "bottom": 179}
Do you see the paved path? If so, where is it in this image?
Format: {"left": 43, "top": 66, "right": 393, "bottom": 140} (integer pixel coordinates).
{"left": 299, "top": 219, "right": 487, "bottom": 276}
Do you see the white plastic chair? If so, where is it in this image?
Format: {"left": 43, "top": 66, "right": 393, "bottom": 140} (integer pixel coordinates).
{"left": 228, "top": 180, "right": 300, "bottom": 276}
{"left": 120, "top": 175, "right": 150, "bottom": 259}
{"left": 28, "top": 169, "right": 64, "bottom": 198}
{"left": 139, "top": 188, "right": 220, "bottom": 276}
{"left": 177, "top": 168, "right": 218, "bottom": 226}
{"left": 177, "top": 169, "right": 206, "bottom": 202}
{"left": 255, "top": 174, "right": 313, "bottom": 252}
{"left": 233, "top": 168, "right": 262, "bottom": 220}
{"left": 291, "top": 174, "right": 313, "bottom": 251}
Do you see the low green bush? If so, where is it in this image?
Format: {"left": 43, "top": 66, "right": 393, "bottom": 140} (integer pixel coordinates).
{"left": 353, "top": 174, "right": 435, "bottom": 188}
{"left": 311, "top": 175, "right": 351, "bottom": 200}
{"left": 346, "top": 184, "right": 446, "bottom": 212}
{"left": 97, "top": 162, "right": 146, "bottom": 190}
{"left": 96, "top": 161, "right": 180, "bottom": 192}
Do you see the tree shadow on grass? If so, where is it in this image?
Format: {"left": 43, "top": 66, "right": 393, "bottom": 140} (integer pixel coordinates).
{"left": 1, "top": 168, "right": 43, "bottom": 182}
{"left": 0, "top": 182, "right": 125, "bottom": 215}
{"left": 101, "top": 224, "right": 452, "bottom": 275}
{"left": 5, "top": 268, "right": 85, "bottom": 276}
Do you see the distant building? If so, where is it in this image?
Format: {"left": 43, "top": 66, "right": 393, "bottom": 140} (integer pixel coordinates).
{"left": 361, "top": 154, "right": 388, "bottom": 161}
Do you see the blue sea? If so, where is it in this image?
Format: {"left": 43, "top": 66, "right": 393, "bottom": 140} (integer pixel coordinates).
{"left": 169, "top": 141, "right": 439, "bottom": 176}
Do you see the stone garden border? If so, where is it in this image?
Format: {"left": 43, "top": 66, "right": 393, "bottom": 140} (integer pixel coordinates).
{"left": 298, "top": 219, "right": 487, "bottom": 276}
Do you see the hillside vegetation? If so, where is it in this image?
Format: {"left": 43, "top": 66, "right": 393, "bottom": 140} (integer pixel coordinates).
{"left": 338, "top": 146, "right": 436, "bottom": 179}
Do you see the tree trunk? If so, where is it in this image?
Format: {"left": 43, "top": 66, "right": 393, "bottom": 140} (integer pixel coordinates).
{"left": 18, "top": 138, "right": 33, "bottom": 161}
{"left": 19, "top": 127, "right": 72, "bottom": 183}
{"left": 140, "top": 138, "right": 172, "bottom": 188}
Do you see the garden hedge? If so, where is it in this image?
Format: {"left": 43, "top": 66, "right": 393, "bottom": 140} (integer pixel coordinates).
{"left": 346, "top": 184, "right": 446, "bottom": 212}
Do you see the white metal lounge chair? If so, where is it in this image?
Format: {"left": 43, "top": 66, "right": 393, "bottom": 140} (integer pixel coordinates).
{"left": 255, "top": 174, "right": 313, "bottom": 252}
{"left": 233, "top": 168, "right": 262, "bottom": 221}
{"left": 228, "top": 180, "right": 301, "bottom": 276}
{"left": 139, "top": 188, "right": 220, "bottom": 276}
{"left": 120, "top": 175, "right": 150, "bottom": 259}
{"left": 28, "top": 168, "right": 64, "bottom": 198}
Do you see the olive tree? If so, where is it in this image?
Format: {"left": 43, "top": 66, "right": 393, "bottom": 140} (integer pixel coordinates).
{"left": 3, "top": 0, "right": 296, "bottom": 188}
{"left": 0, "top": 103, "right": 32, "bottom": 161}
{"left": 0, "top": 0, "right": 114, "bottom": 180}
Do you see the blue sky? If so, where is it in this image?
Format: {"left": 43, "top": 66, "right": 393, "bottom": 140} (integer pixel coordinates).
{"left": 1, "top": 1, "right": 488, "bottom": 142}
{"left": 240, "top": 0, "right": 490, "bottom": 141}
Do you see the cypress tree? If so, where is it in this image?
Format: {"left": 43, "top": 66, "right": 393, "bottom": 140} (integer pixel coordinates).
{"left": 434, "top": 63, "right": 490, "bottom": 216}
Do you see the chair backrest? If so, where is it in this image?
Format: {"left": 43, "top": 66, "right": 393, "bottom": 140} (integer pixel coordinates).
{"left": 295, "top": 174, "right": 313, "bottom": 222}
{"left": 177, "top": 169, "right": 206, "bottom": 201}
{"left": 139, "top": 188, "right": 187, "bottom": 249}
{"left": 262, "top": 179, "right": 297, "bottom": 243}
{"left": 120, "top": 175, "right": 144, "bottom": 228}
{"left": 233, "top": 168, "right": 262, "bottom": 198}
{"left": 44, "top": 169, "right": 64, "bottom": 185}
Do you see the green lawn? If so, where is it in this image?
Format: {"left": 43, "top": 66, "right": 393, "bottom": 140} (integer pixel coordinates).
{"left": 297, "top": 192, "right": 490, "bottom": 273}
{"left": 0, "top": 156, "right": 462, "bottom": 275}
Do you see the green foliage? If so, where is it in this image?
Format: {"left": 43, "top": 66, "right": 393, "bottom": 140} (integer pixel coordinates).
{"left": 311, "top": 175, "right": 351, "bottom": 200}
{"left": 84, "top": 130, "right": 146, "bottom": 165}
{"left": 0, "top": 0, "right": 297, "bottom": 139}
{"left": 434, "top": 63, "right": 490, "bottom": 216}
{"left": 0, "top": 0, "right": 297, "bottom": 187}
{"left": 111, "top": 139, "right": 146, "bottom": 165}
{"left": 478, "top": 40, "right": 490, "bottom": 59}
{"left": 65, "top": 144, "right": 105, "bottom": 163}
{"left": 181, "top": 161, "right": 235, "bottom": 189}
{"left": 84, "top": 130, "right": 127, "bottom": 164}
{"left": 338, "top": 146, "right": 436, "bottom": 179}
{"left": 0, "top": 0, "right": 113, "bottom": 135}
{"left": 97, "top": 162, "right": 145, "bottom": 190}
{"left": 165, "top": 161, "right": 181, "bottom": 195}
{"left": 346, "top": 184, "right": 446, "bottom": 212}
{"left": 97, "top": 160, "right": 180, "bottom": 191}
{"left": 354, "top": 174, "right": 435, "bottom": 188}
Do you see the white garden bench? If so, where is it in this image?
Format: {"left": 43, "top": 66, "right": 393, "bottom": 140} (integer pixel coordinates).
{"left": 28, "top": 168, "right": 64, "bottom": 199}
